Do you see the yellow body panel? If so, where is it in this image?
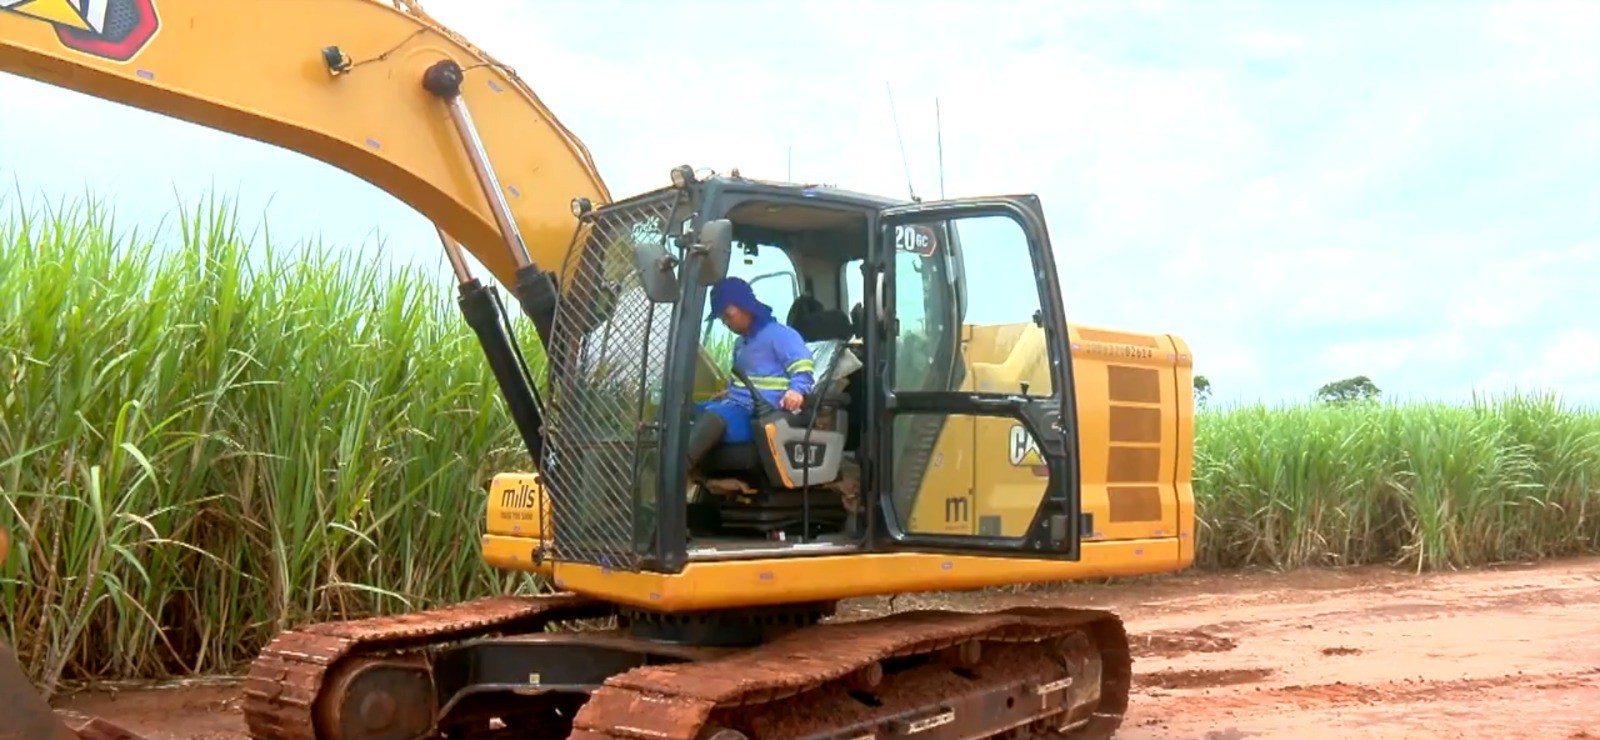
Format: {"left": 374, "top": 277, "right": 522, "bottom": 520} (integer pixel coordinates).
{"left": 0, "top": 0, "right": 609, "bottom": 291}
{"left": 1065, "top": 324, "right": 1194, "bottom": 545}
{"left": 903, "top": 322, "right": 1193, "bottom": 544}
{"left": 484, "top": 321, "right": 1196, "bottom": 613}
{"left": 903, "top": 417, "right": 979, "bottom": 535}
{"left": 483, "top": 534, "right": 1184, "bottom": 612}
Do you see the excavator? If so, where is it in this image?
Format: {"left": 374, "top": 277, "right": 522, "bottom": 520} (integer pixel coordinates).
{"left": 0, "top": 1, "right": 1197, "bottom": 738}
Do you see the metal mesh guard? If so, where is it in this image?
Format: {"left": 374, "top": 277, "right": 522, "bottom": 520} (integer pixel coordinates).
{"left": 543, "top": 190, "right": 685, "bottom": 569}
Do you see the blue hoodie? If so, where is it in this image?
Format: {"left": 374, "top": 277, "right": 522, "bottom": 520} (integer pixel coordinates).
{"left": 697, "top": 277, "right": 816, "bottom": 443}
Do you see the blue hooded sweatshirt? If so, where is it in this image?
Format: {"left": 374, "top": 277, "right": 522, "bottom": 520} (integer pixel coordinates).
{"left": 696, "top": 277, "right": 816, "bottom": 443}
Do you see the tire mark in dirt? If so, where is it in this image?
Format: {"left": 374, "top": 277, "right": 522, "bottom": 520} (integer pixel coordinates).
{"left": 1129, "top": 628, "right": 1239, "bottom": 659}
{"left": 1202, "top": 667, "right": 1600, "bottom": 711}
{"left": 1135, "top": 667, "right": 1276, "bottom": 691}
{"left": 1147, "top": 579, "right": 1600, "bottom": 638}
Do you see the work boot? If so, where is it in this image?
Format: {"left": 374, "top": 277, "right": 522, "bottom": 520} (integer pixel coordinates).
{"left": 685, "top": 410, "right": 726, "bottom": 475}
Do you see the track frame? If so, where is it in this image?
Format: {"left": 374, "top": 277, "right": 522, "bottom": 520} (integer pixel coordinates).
{"left": 241, "top": 594, "right": 1130, "bottom": 740}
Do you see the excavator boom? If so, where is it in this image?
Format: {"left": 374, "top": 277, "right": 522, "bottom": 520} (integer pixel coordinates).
{"left": 0, "top": 0, "right": 609, "bottom": 293}
{"left": 0, "top": 3, "right": 612, "bottom": 737}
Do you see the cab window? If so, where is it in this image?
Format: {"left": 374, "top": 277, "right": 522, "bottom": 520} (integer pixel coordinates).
{"left": 701, "top": 241, "right": 800, "bottom": 362}
{"left": 841, "top": 238, "right": 958, "bottom": 394}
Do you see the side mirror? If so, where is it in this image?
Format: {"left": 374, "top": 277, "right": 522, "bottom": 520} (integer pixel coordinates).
{"left": 630, "top": 240, "right": 679, "bottom": 303}
{"left": 696, "top": 219, "right": 733, "bottom": 286}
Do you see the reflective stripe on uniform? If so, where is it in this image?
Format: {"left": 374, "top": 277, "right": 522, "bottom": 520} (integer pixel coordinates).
{"left": 746, "top": 375, "right": 790, "bottom": 390}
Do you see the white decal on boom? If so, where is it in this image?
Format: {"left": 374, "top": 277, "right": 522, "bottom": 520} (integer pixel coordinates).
{"left": 0, "top": 0, "right": 109, "bottom": 32}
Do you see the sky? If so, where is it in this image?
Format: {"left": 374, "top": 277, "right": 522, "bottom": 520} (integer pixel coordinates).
{"left": 1, "top": 0, "right": 1597, "bottom": 407}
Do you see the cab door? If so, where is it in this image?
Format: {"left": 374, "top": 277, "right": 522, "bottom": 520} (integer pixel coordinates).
{"left": 870, "top": 196, "right": 1084, "bottom": 559}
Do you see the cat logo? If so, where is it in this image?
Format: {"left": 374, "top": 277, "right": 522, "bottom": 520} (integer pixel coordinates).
{"left": 0, "top": 0, "right": 160, "bottom": 62}
{"left": 1008, "top": 423, "right": 1043, "bottom": 466}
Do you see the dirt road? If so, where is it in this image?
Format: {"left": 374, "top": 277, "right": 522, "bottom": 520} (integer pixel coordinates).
{"left": 55, "top": 556, "right": 1600, "bottom": 739}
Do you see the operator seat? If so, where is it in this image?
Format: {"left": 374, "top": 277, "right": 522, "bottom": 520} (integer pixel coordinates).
{"left": 694, "top": 339, "right": 860, "bottom": 537}
{"left": 787, "top": 295, "right": 862, "bottom": 453}
{"left": 787, "top": 295, "right": 854, "bottom": 344}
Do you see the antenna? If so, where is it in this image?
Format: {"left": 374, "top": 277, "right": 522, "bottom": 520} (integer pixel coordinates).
{"left": 936, "top": 97, "right": 946, "bottom": 200}
{"left": 886, "top": 82, "right": 919, "bottom": 202}
{"left": 787, "top": 145, "right": 792, "bottom": 182}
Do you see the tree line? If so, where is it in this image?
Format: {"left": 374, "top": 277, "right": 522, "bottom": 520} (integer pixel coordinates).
{"left": 1193, "top": 374, "right": 1381, "bottom": 408}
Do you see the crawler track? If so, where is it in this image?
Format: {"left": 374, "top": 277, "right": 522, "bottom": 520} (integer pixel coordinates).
{"left": 571, "top": 607, "right": 1131, "bottom": 740}
{"left": 238, "top": 596, "right": 1128, "bottom": 740}
{"left": 240, "top": 593, "right": 612, "bottom": 740}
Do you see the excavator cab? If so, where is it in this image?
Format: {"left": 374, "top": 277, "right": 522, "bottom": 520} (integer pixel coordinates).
{"left": 525, "top": 169, "right": 1086, "bottom": 575}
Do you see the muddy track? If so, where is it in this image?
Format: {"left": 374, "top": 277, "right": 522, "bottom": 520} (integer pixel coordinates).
{"left": 51, "top": 556, "right": 1600, "bottom": 740}
{"left": 241, "top": 593, "right": 613, "bottom": 740}
{"left": 567, "top": 607, "right": 1129, "bottom": 740}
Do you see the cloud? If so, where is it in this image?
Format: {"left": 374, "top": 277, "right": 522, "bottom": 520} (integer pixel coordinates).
{"left": 0, "top": 0, "right": 1596, "bottom": 407}
{"left": 1470, "top": 328, "right": 1600, "bottom": 401}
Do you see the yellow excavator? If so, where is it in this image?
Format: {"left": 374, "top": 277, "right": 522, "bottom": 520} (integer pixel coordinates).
{"left": 0, "top": 1, "right": 1196, "bottom": 738}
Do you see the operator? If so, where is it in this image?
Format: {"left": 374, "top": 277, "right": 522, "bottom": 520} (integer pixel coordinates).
{"left": 685, "top": 277, "right": 816, "bottom": 475}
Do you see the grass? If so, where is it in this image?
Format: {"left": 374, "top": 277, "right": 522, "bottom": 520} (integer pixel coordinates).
{"left": 0, "top": 194, "right": 541, "bottom": 693}
{"left": 1196, "top": 396, "right": 1600, "bottom": 572}
{"left": 1, "top": 193, "right": 1598, "bottom": 690}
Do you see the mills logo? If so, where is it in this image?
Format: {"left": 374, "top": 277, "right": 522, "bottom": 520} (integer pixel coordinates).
{"left": 500, "top": 481, "right": 540, "bottom": 510}
{"left": 1, "top": 0, "right": 159, "bottom": 62}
